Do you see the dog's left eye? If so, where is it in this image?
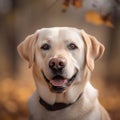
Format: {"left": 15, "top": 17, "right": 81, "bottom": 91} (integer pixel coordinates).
{"left": 67, "top": 43, "right": 78, "bottom": 50}
{"left": 41, "top": 43, "right": 51, "bottom": 50}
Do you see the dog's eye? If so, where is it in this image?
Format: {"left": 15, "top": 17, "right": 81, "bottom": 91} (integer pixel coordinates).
{"left": 41, "top": 43, "right": 51, "bottom": 50}
{"left": 68, "top": 43, "right": 78, "bottom": 50}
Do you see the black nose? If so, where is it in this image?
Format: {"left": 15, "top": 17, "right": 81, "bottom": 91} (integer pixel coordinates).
{"left": 49, "top": 57, "right": 66, "bottom": 71}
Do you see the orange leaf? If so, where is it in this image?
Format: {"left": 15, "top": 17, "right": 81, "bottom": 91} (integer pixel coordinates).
{"left": 72, "top": 0, "right": 82, "bottom": 7}
{"left": 102, "top": 14, "right": 114, "bottom": 27}
{"left": 62, "top": 0, "right": 70, "bottom": 12}
{"left": 85, "top": 11, "right": 114, "bottom": 27}
{"left": 63, "top": 0, "right": 70, "bottom": 7}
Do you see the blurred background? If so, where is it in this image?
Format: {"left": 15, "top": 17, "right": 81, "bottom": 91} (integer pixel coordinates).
{"left": 0, "top": 0, "right": 120, "bottom": 120}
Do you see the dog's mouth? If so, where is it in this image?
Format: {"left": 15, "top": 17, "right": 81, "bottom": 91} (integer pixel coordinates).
{"left": 50, "top": 75, "right": 67, "bottom": 87}
{"left": 41, "top": 70, "right": 78, "bottom": 93}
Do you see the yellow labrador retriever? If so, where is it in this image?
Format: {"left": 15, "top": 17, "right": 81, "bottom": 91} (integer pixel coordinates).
{"left": 17, "top": 27, "right": 110, "bottom": 120}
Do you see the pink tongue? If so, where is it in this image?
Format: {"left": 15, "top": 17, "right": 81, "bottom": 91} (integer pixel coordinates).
{"left": 51, "top": 79, "right": 67, "bottom": 86}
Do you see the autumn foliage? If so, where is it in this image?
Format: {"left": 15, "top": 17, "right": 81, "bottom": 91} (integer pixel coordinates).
{"left": 62, "top": 0, "right": 113, "bottom": 27}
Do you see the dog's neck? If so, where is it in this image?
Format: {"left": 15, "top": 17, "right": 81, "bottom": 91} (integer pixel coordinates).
{"left": 35, "top": 77, "right": 85, "bottom": 105}
{"left": 39, "top": 92, "right": 83, "bottom": 111}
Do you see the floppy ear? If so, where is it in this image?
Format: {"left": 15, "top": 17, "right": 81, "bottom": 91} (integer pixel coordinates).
{"left": 80, "top": 30, "right": 105, "bottom": 71}
{"left": 17, "top": 31, "right": 39, "bottom": 68}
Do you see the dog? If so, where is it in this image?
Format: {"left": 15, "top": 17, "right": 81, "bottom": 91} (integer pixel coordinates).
{"left": 17, "top": 27, "right": 110, "bottom": 120}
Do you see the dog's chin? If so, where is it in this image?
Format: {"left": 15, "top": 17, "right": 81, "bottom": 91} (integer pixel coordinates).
{"left": 41, "top": 70, "right": 78, "bottom": 93}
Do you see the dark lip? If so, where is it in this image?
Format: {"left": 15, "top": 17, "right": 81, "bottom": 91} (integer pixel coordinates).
{"left": 66, "top": 70, "right": 78, "bottom": 86}
{"left": 42, "top": 71, "right": 50, "bottom": 84}
{"left": 41, "top": 69, "right": 78, "bottom": 88}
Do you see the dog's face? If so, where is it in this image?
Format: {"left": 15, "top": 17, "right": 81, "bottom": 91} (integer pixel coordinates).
{"left": 17, "top": 27, "right": 104, "bottom": 93}
{"left": 34, "top": 28, "right": 85, "bottom": 93}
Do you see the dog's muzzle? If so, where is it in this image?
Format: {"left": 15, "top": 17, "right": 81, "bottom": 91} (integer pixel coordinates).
{"left": 41, "top": 69, "right": 78, "bottom": 93}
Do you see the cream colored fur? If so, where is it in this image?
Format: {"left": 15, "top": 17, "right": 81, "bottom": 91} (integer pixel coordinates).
{"left": 17, "top": 27, "right": 110, "bottom": 120}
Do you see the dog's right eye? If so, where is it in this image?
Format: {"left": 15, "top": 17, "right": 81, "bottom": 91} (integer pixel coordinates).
{"left": 41, "top": 43, "right": 51, "bottom": 50}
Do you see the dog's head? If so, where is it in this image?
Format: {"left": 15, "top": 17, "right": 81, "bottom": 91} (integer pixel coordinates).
{"left": 17, "top": 27, "right": 104, "bottom": 93}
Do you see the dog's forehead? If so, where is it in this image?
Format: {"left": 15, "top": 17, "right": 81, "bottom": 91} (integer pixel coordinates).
{"left": 37, "top": 27, "right": 83, "bottom": 43}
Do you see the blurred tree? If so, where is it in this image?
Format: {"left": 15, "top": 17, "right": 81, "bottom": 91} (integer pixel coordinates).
{"left": 106, "top": 13, "right": 120, "bottom": 85}
{"left": 0, "top": 0, "right": 18, "bottom": 77}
